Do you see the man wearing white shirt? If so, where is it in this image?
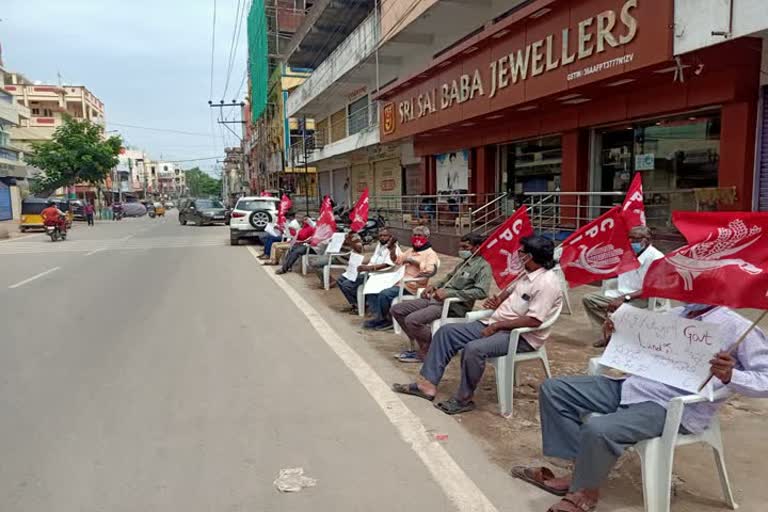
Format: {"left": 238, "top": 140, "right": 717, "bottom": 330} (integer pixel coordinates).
{"left": 582, "top": 226, "right": 665, "bottom": 347}
{"left": 337, "top": 228, "right": 400, "bottom": 313}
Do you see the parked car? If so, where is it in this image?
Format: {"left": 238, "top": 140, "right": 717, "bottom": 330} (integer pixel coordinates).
{"left": 178, "top": 198, "right": 227, "bottom": 226}
{"left": 122, "top": 202, "right": 147, "bottom": 217}
{"left": 228, "top": 196, "right": 280, "bottom": 245}
{"left": 70, "top": 200, "right": 86, "bottom": 221}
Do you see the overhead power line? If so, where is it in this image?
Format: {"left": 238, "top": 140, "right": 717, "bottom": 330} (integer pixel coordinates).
{"left": 108, "top": 122, "right": 213, "bottom": 137}
{"left": 209, "top": 0, "right": 218, "bottom": 100}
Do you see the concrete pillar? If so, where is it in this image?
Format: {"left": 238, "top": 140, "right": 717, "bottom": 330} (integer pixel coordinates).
{"left": 719, "top": 101, "right": 758, "bottom": 211}
{"left": 560, "top": 130, "right": 590, "bottom": 228}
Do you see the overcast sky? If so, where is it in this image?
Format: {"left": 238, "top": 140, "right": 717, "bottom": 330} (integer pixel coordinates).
{"left": 2, "top": 0, "right": 249, "bottom": 176}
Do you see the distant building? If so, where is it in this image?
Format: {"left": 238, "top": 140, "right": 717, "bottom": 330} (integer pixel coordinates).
{"left": 0, "top": 67, "right": 32, "bottom": 222}
{"left": 2, "top": 70, "right": 105, "bottom": 154}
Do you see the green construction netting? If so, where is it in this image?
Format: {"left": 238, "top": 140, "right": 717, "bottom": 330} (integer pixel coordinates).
{"left": 247, "top": 0, "right": 268, "bottom": 122}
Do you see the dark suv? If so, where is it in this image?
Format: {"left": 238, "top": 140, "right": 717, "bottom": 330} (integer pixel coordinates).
{"left": 178, "top": 198, "right": 227, "bottom": 226}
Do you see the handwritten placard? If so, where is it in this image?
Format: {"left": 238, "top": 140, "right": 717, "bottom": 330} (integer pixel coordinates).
{"left": 343, "top": 253, "right": 365, "bottom": 282}
{"left": 364, "top": 267, "right": 405, "bottom": 295}
{"left": 325, "top": 232, "right": 347, "bottom": 254}
{"left": 600, "top": 305, "right": 721, "bottom": 395}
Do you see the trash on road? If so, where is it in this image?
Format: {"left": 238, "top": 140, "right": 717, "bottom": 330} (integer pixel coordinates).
{"left": 273, "top": 467, "right": 318, "bottom": 493}
{"left": 434, "top": 433, "right": 449, "bottom": 441}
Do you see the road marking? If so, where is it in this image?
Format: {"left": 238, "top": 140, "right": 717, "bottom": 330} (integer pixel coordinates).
{"left": 0, "top": 233, "right": 38, "bottom": 243}
{"left": 8, "top": 266, "right": 61, "bottom": 289}
{"left": 247, "top": 247, "right": 498, "bottom": 512}
{"left": 85, "top": 248, "right": 105, "bottom": 256}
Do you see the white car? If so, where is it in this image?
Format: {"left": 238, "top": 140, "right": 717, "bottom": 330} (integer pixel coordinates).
{"left": 229, "top": 196, "right": 281, "bottom": 246}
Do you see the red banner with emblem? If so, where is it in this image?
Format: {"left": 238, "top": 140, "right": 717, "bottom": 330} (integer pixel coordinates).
{"left": 643, "top": 212, "right": 768, "bottom": 309}
{"left": 311, "top": 195, "right": 337, "bottom": 246}
{"left": 478, "top": 206, "right": 534, "bottom": 288}
{"left": 560, "top": 207, "right": 640, "bottom": 287}
{"left": 350, "top": 188, "right": 369, "bottom": 232}
{"left": 621, "top": 173, "right": 646, "bottom": 228}
{"left": 277, "top": 194, "right": 292, "bottom": 228}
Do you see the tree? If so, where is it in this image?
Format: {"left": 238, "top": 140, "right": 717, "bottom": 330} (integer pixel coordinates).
{"left": 185, "top": 167, "right": 222, "bottom": 197}
{"left": 26, "top": 117, "right": 122, "bottom": 195}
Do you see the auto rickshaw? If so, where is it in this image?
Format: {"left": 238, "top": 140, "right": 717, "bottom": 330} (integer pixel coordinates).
{"left": 153, "top": 202, "right": 166, "bottom": 217}
{"left": 19, "top": 197, "right": 73, "bottom": 232}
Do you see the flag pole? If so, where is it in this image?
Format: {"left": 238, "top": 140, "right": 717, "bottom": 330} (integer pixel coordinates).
{"left": 697, "top": 309, "right": 768, "bottom": 391}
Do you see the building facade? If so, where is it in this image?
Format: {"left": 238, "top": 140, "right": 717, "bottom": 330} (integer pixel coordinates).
{"left": 0, "top": 70, "right": 30, "bottom": 222}
{"left": 372, "top": 0, "right": 764, "bottom": 240}
{"left": 3, "top": 71, "right": 105, "bottom": 153}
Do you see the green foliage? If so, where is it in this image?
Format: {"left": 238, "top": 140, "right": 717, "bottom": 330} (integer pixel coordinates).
{"left": 26, "top": 117, "right": 122, "bottom": 194}
{"left": 185, "top": 167, "right": 222, "bottom": 197}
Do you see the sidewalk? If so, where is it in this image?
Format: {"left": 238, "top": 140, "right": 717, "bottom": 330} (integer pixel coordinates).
{"left": 267, "top": 246, "right": 767, "bottom": 512}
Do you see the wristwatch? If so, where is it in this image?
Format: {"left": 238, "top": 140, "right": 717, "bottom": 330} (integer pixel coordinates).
{"left": 623, "top": 294, "right": 632, "bottom": 303}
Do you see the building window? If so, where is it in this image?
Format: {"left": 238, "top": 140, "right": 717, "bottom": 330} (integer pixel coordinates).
{"left": 31, "top": 108, "right": 40, "bottom": 116}
{"left": 42, "top": 108, "right": 53, "bottom": 117}
{"left": 498, "top": 135, "right": 563, "bottom": 195}
{"left": 593, "top": 110, "right": 721, "bottom": 226}
{"left": 163, "top": 166, "right": 168, "bottom": 172}
{"left": 347, "top": 95, "right": 369, "bottom": 136}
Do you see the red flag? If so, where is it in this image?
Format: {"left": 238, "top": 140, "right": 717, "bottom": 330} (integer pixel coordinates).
{"left": 260, "top": 190, "right": 273, "bottom": 197}
{"left": 277, "top": 194, "right": 292, "bottom": 228}
{"left": 643, "top": 212, "right": 768, "bottom": 309}
{"left": 478, "top": 206, "right": 535, "bottom": 288}
{"left": 350, "top": 188, "right": 369, "bottom": 232}
{"left": 560, "top": 207, "right": 640, "bottom": 287}
{"left": 311, "top": 195, "right": 337, "bottom": 246}
{"left": 621, "top": 173, "right": 646, "bottom": 228}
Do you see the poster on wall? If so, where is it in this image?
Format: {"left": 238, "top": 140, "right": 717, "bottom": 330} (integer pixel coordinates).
{"left": 436, "top": 150, "right": 469, "bottom": 195}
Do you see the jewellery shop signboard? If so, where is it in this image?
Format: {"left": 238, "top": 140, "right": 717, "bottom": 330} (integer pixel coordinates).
{"left": 380, "top": 0, "right": 672, "bottom": 142}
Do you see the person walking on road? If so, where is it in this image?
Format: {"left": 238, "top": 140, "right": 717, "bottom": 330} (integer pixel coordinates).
{"left": 84, "top": 202, "right": 95, "bottom": 226}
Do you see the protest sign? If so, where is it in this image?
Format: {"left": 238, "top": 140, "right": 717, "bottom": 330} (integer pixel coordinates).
{"left": 364, "top": 267, "right": 406, "bottom": 295}
{"left": 325, "top": 232, "right": 347, "bottom": 254}
{"left": 600, "top": 305, "right": 721, "bottom": 395}
{"left": 343, "top": 253, "right": 365, "bottom": 281}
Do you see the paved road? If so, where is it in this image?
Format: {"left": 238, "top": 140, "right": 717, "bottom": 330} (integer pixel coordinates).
{"left": 0, "top": 218, "right": 471, "bottom": 511}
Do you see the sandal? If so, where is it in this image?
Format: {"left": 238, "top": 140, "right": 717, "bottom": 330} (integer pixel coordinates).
{"left": 392, "top": 383, "right": 435, "bottom": 402}
{"left": 547, "top": 493, "right": 598, "bottom": 512}
{"left": 510, "top": 466, "right": 569, "bottom": 496}
{"left": 435, "top": 398, "right": 475, "bottom": 415}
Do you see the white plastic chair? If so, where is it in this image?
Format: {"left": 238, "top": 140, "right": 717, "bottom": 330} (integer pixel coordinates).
{"left": 391, "top": 278, "right": 427, "bottom": 336}
{"left": 587, "top": 358, "right": 737, "bottom": 512}
{"left": 322, "top": 252, "right": 350, "bottom": 290}
{"left": 444, "top": 304, "right": 562, "bottom": 416}
{"left": 552, "top": 264, "right": 572, "bottom": 315}
{"left": 600, "top": 278, "right": 672, "bottom": 312}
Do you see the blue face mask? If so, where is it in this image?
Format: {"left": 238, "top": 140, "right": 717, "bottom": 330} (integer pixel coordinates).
{"left": 631, "top": 242, "right": 645, "bottom": 254}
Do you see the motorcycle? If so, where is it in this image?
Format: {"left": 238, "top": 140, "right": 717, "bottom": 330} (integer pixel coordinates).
{"left": 358, "top": 212, "right": 387, "bottom": 246}
{"left": 113, "top": 210, "right": 124, "bottom": 221}
{"left": 45, "top": 221, "right": 67, "bottom": 242}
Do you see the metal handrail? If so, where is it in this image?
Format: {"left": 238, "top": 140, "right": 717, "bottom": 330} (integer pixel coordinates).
{"left": 470, "top": 192, "right": 507, "bottom": 215}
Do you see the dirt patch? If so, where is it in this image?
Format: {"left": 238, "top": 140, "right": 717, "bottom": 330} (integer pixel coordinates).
{"left": 291, "top": 259, "right": 767, "bottom": 512}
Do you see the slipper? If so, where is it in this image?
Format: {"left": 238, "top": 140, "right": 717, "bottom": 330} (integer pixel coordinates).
{"left": 394, "top": 350, "right": 417, "bottom": 359}
{"left": 435, "top": 398, "right": 476, "bottom": 415}
{"left": 546, "top": 493, "right": 597, "bottom": 512}
{"left": 397, "top": 353, "right": 423, "bottom": 363}
{"left": 392, "top": 383, "right": 434, "bottom": 402}
{"left": 510, "top": 466, "right": 569, "bottom": 497}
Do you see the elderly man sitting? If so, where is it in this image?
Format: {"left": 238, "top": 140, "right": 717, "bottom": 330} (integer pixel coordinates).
{"left": 363, "top": 225, "right": 439, "bottom": 331}
{"left": 391, "top": 232, "right": 491, "bottom": 363}
{"left": 511, "top": 303, "right": 768, "bottom": 512}
{"left": 582, "top": 225, "right": 664, "bottom": 347}
{"left": 337, "top": 228, "right": 400, "bottom": 314}
{"left": 392, "top": 235, "right": 562, "bottom": 415}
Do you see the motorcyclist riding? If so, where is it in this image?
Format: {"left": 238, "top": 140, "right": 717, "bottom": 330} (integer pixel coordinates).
{"left": 41, "top": 200, "right": 68, "bottom": 234}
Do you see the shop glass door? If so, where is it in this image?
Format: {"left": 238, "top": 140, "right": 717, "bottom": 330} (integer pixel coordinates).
{"left": 498, "top": 135, "right": 562, "bottom": 203}
{"left": 592, "top": 111, "right": 721, "bottom": 228}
